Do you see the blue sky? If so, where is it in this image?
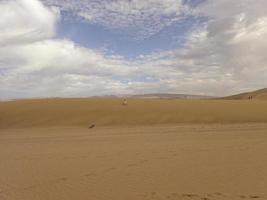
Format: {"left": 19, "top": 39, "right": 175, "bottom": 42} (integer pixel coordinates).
{"left": 57, "top": 13, "right": 202, "bottom": 58}
{"left": 54, "top": 0, "right": 207, "bottom": 59}
{"left": 0, "top": 0, "right": 267, "bottom": 99}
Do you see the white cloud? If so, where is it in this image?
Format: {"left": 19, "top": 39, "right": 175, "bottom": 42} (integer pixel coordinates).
{"left": 0, "top": 38, "right": 184, "bottom": 98}
{"left": 1, "top": 0, "right": 267, "bottom": 99}
{"left": 189, "top": 0, "right": 267, "bottom": 93}
{"left": 42, "top": 0, "right": 189, "bottom": 40}
{"left": 0, "top": 0, "right": 59, "bottom": 46}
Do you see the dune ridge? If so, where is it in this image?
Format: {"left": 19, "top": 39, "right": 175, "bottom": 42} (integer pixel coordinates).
{"left": 1, "top": 98, "right": 267, "bottom": 129}
{"left": 222, "top": 88, "right": 267, "bottom": 100}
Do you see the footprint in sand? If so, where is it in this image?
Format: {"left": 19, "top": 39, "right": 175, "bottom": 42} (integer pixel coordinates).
{"left": 214, "top": 192, "right": 224, "bottom": 196}
{"left": 182, "top": 193, "right": 198, "bottom": 198}
{"left": 200, "top": 198, "right": 210, "bottom": 200}
{"left": 170, "top": 193, "right": 179, "bottom": 198}
{"left": 141, "top": 192, "right": 158, "bottom": 200}
{"left": 142, "top": 192, "right": 262, "bottom": 200}
{"left": 250, "top": 196, "right": 261, "bottom": 199}
{"left": 58, "top": 177, "right": 68, "bottom": 181}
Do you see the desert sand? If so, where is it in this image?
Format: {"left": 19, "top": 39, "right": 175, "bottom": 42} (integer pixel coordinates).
{"left": 0, "top": 99, "right": 267, "bottom": 200}
{"left": 1, "top": 98, "right": 267, "bottom": 128}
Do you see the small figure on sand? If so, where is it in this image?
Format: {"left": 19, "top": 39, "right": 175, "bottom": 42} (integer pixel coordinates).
{"left": 89, "top": 124, "right": 95, "bottom": 129}
{"left": 122, "top": 98, "right": 128, "bottom": 106}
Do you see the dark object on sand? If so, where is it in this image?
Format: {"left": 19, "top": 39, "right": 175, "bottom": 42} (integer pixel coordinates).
{"left": 89, "top": 124, "right": 95, "bottom": 129}
{"left": 122, "top": 98, "right": 128, "bottom": 106}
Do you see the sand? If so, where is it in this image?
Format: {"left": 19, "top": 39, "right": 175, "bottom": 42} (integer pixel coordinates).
{"left": 0, "top": 124, "right": 266, "bottom": 200}
{"left": 1, "top": 98, "right": 267, "bottom": 128}
{"left": 0, "top": 99, "right": 267, "bottom": 200}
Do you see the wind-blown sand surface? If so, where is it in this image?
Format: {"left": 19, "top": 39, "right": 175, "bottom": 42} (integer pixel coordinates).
{"left": 0, "top": 99, "right": 267, "bottom": 200}
{"left": 1, "top": 98, "right": 267, "bottom": 128}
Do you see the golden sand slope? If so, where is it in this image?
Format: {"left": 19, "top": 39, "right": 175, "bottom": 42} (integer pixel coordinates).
{"left": 1, "top": 98, "right": 267, "bottom": 128}
{"left": 1, "top": 99, "right": 267, "bottom": 200}
{"left": 0, "top": 124, "right": 266, "bottom": 200}
{"left": 222, "top": 88, "right": 267, "bottom": 100}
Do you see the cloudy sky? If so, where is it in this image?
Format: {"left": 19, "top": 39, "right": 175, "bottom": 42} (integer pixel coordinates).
{"left": 0, "top": 0, "right": 267, "bottom": 99}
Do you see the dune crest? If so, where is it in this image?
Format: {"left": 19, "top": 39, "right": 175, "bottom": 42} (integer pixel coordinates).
{"left": 222, "top": 88, "right": 267, "bottom": 100}
{"left": 1, "top": 98, "right": 267, "bottom": 129}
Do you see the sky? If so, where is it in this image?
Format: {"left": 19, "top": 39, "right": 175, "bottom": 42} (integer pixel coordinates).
{"left": 0, "top": 0, "right": 267, "bottom": 99}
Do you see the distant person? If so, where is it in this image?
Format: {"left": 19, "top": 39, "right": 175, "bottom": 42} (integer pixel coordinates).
{"left": 122, "top": 98, "right": 128, "bottom": 106}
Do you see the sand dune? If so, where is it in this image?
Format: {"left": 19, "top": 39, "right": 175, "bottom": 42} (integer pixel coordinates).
{"left": 1, "top": 98, "right": 267, "bottom": 129}
{"left": 1, "top": 98, "right": 267, "bottom": 200}
{"left": 222, "top": 88, "right": 267, "bottom": 100}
